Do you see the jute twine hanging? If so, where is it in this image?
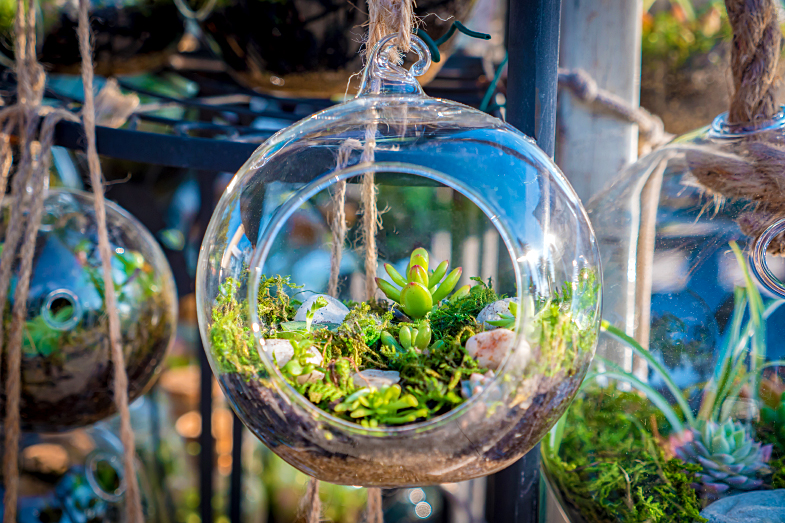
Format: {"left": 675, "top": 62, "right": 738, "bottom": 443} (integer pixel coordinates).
{"left": 0, "top": 0, "right": 143, "bottom": 521}
{"left": 320, "top": 1, "right": 416, "bottom": 521}
{"left": 685, "top": 0, "right": 785, "bottom": 253}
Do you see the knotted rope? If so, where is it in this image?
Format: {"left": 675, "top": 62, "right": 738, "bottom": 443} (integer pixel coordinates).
{"left": 557, "top": 67, "right": 672, "bottom": 154}
{"left": 683, "top": 0, "right": 785, "bottom": 255}
{"left": 0, "top": 0, "right": 78, "bottom": 521}
{"left": 0, "top": 0, "right": 143, "bottom": 521}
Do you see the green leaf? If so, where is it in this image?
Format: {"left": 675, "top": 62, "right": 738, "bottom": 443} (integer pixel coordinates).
{"left": 589, "top": 370, "right": 685, "bottom": 433}
{"left": 600, "top": 321, "right": 694, "bottom": 426}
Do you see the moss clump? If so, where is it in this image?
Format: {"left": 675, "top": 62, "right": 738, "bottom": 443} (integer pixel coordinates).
{"left": 429, "top": 277, "right": 498, "bottom": 339}
{"left": 209, "top": 266, "right": 600, "bottom": 428}
{"left": 543, "top": 386, "right": 705, "bottom": 523}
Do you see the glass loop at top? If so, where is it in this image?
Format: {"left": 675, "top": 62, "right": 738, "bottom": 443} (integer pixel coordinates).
{"left": 357, "top": 33, "right": 432, "bottom": 97}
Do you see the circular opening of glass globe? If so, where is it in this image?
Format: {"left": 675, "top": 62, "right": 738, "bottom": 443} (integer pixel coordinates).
{"left": 247, "top": 163, "right": 526, "bottom": 433}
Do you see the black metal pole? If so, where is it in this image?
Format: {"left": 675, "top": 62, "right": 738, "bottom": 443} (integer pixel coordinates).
{"left": 229, "top": 414, "right": 244, "bottom": 523}
{"left": 505, "top": 0, "right": 561, "bottom": 156}
{"left": 486, "top": 0, "right": 562, "bottom": 522}
{"left": 198, "top": 170, "right": 216, "bottom": 523}
{"left": 198, "top": 339, "right": 215, "bottom": 523}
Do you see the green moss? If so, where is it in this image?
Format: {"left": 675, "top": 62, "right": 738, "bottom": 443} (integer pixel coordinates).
{"left": 209, "top": 269, "right": 600, "bottom": 428}
{"left": 543, "top": 386, "right": 705, "bottom": 523}
{"left": 209, "top": 278, "right": 259, "bottom": 377}
{"left": 429, "top": 277, "right": 498, "bottom": 339}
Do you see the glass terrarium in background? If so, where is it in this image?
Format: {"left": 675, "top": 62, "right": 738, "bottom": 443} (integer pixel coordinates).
{"left": 196, "top": 33, "right": 600, "bottom": 487}
{"left": 0, "top": 0, "right": 185, "bottom": 75}
{"left": 182, "top": 0, "right": 478, "bottom": 96}
{"left": 542, "top": 111, "right": 785, "bottom": 521}
{"left": 0, "top": 427, "right": 156, "bottom": 523}
{"left": 0, "top": 189, "right": 178, "bottom": 432}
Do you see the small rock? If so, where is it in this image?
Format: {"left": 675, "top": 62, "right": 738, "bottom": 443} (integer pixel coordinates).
{"left": 21, "top": 444, "right": 70, "bottom": 476}
{"left": 461, "top": 371, "right": 496, "bottom": 399}
{"left": 477, "top": 298, "right": 519, "bottom": 329}
{"left": 701, "top": 490, "right": 785, "bottom": 523}
{"left": 353, "top": 370, "right": 400, "bottom": 389}
{"left": 264, "top": 338, "right": 324, "bottom": 384}
{"left": 294, "top": 295, "right": 350, "bottom": 324}
{"left": 465, "top": 329, "right": 519, "bottom": 370}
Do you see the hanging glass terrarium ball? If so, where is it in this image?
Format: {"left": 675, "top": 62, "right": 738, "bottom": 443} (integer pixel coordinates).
{"left": 196, "top": 34, "right": 601, "bottom": 487}
{"left": 188, "top": 0, "right": 477, "bottom": 96}
{"left": 542, "top": 111, "right": 785, "bottom": 520}
{"left": 0, "top": 189, "right": 177, "bottom": 433}
{"left": 0, "top": 427, "right": 156, "bottom": 523}
{"left": 0, "top": 0, "right": 185, "bottom": 75}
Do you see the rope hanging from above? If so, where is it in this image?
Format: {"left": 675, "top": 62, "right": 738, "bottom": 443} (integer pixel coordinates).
{"left": 0, "top": 0, "right": 143, "bottom": 521}
{"left": 684, "top": 0, "right": 785, "bottom": 255}
{"left": 318, "top": 1, "right": 414, "bottom": 521}
{"left": 77, "top": 0, "right": 144, "bottom": 520}
{"left": 726, "top": 0, "right": 781, "bottom": 124}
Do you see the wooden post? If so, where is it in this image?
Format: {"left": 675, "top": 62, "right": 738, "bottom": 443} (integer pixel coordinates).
{"left": 556, "top": 0, "right": 643, "bottom": 202}
{"left": 546, "top": 3, "right": 643, "bottom": 522}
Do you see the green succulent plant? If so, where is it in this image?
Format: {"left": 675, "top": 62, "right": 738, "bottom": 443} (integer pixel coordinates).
{"left": 487, "top": 300, "right": 519, "bottom": 329}
{"left": 673, "top": 419, "right": 772, "bottom": 497}
{"left": 334, "top": 384, "right": 427, "bottom": 428}
{"left": 380, "top": 321, "right": 432, "bottom": 353}
{"left": 376, "top": 248, "right": 466, "bottom": 318}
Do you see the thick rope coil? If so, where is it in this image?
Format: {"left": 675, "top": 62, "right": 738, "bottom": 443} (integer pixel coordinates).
{"left": 678, "top": 0, "right": 785, "bottom": 255}
{"left": 726, "top": 0, "right": 781, "bottom": 124}
{"left": 77, "top": 0, "right": 143, "bottom": 521}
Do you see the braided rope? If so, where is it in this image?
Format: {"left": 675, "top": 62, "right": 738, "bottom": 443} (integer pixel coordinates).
{"left": 725, "top": 0, "right": 781, "bottom": 124}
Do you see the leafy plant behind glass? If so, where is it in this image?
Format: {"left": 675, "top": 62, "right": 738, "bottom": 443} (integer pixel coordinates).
{"left": 548, "top": 241, "right": 784, "bottom": 454}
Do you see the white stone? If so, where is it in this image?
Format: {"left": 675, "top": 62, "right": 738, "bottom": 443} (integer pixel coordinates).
{"left": 264, "top": 338, "right": 324, "bottom": 384}
{"left": 294, "top": 294, "right": 350, "bottom": 324}
{"left": 477, "top": 298, "right": 520, "bottom": 329}
{"left": 353, "top": 370, "right": 400, "bottom": 390}
{"left": 465, "top": 329, "right": 520, "bottom": 370}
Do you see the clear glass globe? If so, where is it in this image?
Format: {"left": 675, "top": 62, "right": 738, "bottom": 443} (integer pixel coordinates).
{"left": 0, "top": 427, "right": 156, "bottom": 522}
{"left": 0, "top": 189, "right": 177, "bottom": 432}
{"left": 543, "top": 111, "right": 785, "bottom": 520}
{"left": 196, "top": 34, "right": 601, "bottom": 487}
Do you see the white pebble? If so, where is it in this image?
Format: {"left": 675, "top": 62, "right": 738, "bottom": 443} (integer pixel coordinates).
{"left": 477, "top": 298, "right": 520, "bottom": 329}
{"left": 264, "top": 338, "right": 324, "bottom": 384}
{"left": 294, "top": 294, "right": 350, "bottom": 324}
{"left": 353, "top": 370, "right": 400, "bottom": 389}
{"left": 465, "top": 329, "right": 518, "bottom": 370}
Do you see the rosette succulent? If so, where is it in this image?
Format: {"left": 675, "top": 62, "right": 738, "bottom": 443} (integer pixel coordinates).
{"left": 376, "top": 248, "right": 468, "bottom": 318}
{"left": 672, "top": 419, "right": 772, "bottom": 498}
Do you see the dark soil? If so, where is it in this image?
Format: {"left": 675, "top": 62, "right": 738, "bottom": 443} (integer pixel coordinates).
{"left": 220, "top": 367, "right": 584, "bottom": 487}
